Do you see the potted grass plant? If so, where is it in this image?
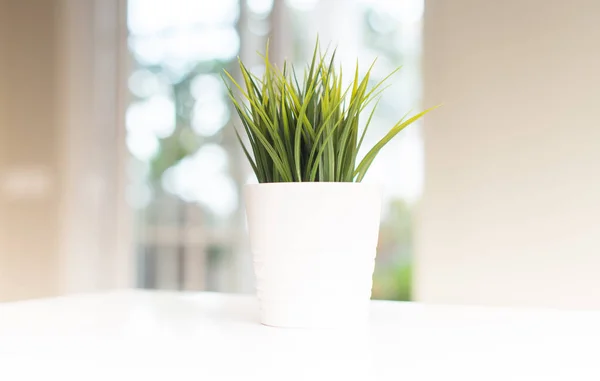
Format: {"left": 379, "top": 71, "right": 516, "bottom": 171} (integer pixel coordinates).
{"left": 223, "top": 40, "right": 437, "bottom": 328}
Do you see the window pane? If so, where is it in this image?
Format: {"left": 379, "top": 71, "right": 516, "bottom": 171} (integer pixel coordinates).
{"left": 126, "top": 0, "right": 423, "bottom": 300}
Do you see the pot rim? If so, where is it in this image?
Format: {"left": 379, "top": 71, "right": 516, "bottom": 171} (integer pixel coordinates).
{"left": 244, "top": 182, "right": 381, "bottom": 189}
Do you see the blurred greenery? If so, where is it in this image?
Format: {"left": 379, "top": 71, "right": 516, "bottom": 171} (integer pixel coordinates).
{"left": 372, "top": 263, "right": 412, "bottom": 301}
{"left": 372, "top": 198, "right": 414, "bottom": 301}
{"left": 130, "top": 1, "right": 421, "bottom": 298}
{"left": 143, "top": 60, "right": 232, "bottom": 185}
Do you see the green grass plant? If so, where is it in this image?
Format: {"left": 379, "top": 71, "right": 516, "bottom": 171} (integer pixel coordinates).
{"left": 223, "top": 40, "right": 438, "bottom": 183}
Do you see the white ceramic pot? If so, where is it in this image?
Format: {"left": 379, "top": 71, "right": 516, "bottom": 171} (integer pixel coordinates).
{"left": 245, "top": 183, "right": 382, "bottom": 328}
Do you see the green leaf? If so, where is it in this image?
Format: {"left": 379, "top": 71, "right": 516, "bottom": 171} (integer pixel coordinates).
{"left": 354, "top": 105, "right": 441, "bottom": 181}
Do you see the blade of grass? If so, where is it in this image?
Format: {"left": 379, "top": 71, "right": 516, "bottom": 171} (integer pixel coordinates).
{"left": 354, "top": 105, "right": 441, "bottom": 181}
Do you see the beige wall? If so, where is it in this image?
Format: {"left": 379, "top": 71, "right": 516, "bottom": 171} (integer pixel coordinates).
{"left": 0, "top": 0, "right": 61, "bottom": 301}
{"left": 418, "top": 0, "right": 600, "bottom": 308}
{"left": 0, "top": 0, "right": 130, "bottom": 301}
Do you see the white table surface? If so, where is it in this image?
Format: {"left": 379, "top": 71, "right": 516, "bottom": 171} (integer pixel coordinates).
{"left": 1, "top": 290, "right": 600, "bottom": 381}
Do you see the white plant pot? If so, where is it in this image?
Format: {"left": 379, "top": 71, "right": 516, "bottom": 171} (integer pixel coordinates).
{"left": 245, "top": 183, "right": 382, "bottom": 328}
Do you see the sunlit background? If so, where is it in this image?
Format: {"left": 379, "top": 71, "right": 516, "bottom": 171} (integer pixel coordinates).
{"left": 1, "top": 0, "right": 599, "bottom": 308}
{"left": 126, "top": 0, "right": 424, "bottom": 300}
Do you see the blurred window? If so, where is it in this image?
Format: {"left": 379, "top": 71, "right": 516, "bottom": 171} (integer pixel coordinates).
{"left": 127, "top": 0, "right": 423, "bottom": 299}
